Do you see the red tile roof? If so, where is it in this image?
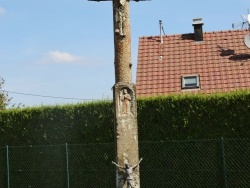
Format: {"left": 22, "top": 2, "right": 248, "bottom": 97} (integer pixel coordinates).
{"left": 136, "top": 29, "right": 250, "bottom": 97}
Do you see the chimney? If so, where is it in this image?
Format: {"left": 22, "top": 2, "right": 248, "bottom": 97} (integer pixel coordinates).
{"left": 192, "top": 18, "right": 204, "bottom": 42}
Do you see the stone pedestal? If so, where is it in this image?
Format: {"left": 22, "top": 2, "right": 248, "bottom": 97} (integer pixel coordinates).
{"left": 113, "top": 82, "right": 140, "bottom": 188}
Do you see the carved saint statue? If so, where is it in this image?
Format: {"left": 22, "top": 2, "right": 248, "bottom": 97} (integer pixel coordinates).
{"left": 120, "top": 89, "right": 131, "bottom": 115}
{"left": 115, "top": 7, "right": 126, "bottom": 36}
{"left": 112, "top": 158, "right": 143, "bottom": 188}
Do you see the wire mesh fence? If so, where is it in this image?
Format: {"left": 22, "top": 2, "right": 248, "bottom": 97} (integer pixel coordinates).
{"left": 0, "top": 138, "right": 249, "bottom": 187}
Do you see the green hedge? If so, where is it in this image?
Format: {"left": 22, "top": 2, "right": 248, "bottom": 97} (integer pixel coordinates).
{"left": 0, "top": 90, "right": 249, "bottom": 145}
{"left": 137, "top": 90, "right": 250, "bottom": 140}
{"left": 0, "top": 101, "right": 114, "bottom": 145}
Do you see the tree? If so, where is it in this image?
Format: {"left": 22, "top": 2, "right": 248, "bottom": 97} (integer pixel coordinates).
{"left": 0, "top": 77, "right": 11, "bottom": 110}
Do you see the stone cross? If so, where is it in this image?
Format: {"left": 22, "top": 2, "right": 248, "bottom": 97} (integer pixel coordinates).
{"left": 88, "top": 0, "right": 149, "bottom": 187}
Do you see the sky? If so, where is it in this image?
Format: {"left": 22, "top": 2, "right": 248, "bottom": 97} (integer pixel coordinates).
{"left": 0, "top": 0, "right": 250, "bottom": 107}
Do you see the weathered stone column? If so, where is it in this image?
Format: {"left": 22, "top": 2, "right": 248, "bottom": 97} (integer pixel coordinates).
{"left": 113, "top": 0, "right": 132, "bottom": 83}
{"left": 88, "top": 0, "right": 144, "bottom": 187}
{"left": 112, "top": 0, "right": 140, "bottom": 187}
{"left": 113, "top": 83, "right": 139, "bottom": 187}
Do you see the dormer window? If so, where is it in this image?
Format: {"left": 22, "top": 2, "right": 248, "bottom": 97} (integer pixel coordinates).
{"left": 182, "top": 75, "right": 200, "bottom": 89}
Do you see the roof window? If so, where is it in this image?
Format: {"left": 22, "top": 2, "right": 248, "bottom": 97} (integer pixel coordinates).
{"left": 182, "top": 75, "right": 200, "bottom": 89}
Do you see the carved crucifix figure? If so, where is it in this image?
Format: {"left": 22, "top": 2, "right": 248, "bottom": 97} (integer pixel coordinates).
{"left": 112, "top": 158, "right": 143, "bottom": 188}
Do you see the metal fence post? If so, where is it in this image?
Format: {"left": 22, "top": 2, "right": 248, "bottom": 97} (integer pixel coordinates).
{"left": 66, "top": 143, "right": 70, "bottom": 188}
{"left": 6, "top": 145, "right": 10, "bottom": 188}
{"left": 220, "top": 137, "right": 227, "bottom": 188}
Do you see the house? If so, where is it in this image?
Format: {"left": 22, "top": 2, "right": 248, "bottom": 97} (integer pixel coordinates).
{"left": 136, "top": 18, "right": 250, "bottom": 97}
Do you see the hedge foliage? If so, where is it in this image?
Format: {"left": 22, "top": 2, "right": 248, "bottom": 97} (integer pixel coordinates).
{"left": 137, "top": 90, "right": 250, "bottom": 141}
{"left": 0, "top": 90, "right": 249, "bottom": 146}
{"left": 0, "top": 101, "right": 114, "bottom": 145}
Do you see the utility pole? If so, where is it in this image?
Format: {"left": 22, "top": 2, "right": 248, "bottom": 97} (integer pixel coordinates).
{"left": 88, "top": 0, "right": 148, "bottom": 187}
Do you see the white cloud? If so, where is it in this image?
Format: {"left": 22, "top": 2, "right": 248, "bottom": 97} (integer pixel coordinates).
{"left": 0, "top": 7, "right": 6, "bottom": 16}
{"left": 46, "top": 50, "right": 83, "bottom": 64}
{"left": 35, "top": 50, "right": 103, "bottom": 66}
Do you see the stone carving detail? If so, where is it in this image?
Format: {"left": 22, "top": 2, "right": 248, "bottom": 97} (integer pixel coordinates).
{"left": 119, "top": 88, "right": 132, "bottom": 115}
{"left": 119, "top": 0, "right": 126, "bottom": 6}
{"left": 115, "top": 6, "right": 126, "bottom": 36}
{"left": 112, "top": 158, "right": 143, "bottom": 188}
